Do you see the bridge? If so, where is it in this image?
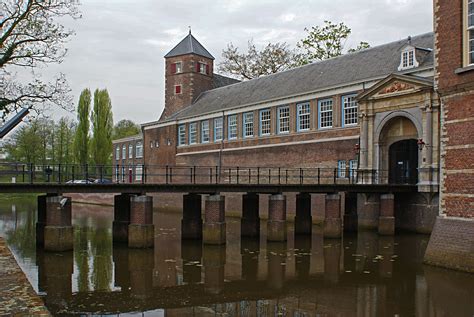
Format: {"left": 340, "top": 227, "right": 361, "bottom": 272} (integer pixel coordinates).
{"left": 0, "top": 163, "right": 424, "bottom": 253}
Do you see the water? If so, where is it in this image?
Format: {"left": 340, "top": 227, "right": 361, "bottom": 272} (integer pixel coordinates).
{"left": 0, "top": 196, "right": 473, "bottom": 316}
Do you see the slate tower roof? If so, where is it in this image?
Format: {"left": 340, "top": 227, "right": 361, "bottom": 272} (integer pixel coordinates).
{"left": 164, "top": 31, "right": 215, "bottom": 60}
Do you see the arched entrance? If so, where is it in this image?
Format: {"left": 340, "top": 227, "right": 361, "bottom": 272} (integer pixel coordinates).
{"left": 389, "top": 139, "right": 418, "bottom": 184}
{"left": 378, "top": 116, "right": 420, "bottom": 184}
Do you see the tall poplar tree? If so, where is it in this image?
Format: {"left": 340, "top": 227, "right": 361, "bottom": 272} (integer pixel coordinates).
{"left": 74, "top": 89, "right": 91, "bottom": 165}
{"left": 90, "top": 89, "right": 113, "bottom": 166}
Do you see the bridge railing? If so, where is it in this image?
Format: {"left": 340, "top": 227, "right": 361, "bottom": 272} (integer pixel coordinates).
{"left": 0, "top": 162, "right": 415, "bottom": 185}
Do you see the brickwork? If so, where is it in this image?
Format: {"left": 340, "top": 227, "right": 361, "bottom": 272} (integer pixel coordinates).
{"left": 203, "top": 195, "right": 226, "bottom": 245}
{"left": 162, "top": 55, "right": 214, "bottom": 120}
{"left": 424, "top": 217, "right": 474, "bottom": 272}
{"left": 324, "top": 194, "right": 342, "bottom": 238}
{"left": 204, "top": 195, "right": 225, "bottom": 222}
{"left": 379, "top": 194, "right": 395, "bottom": 235}
{"left": 130, "top": 195, "right": 153, "bottom": 225}
{"left": 112, "top": 135, "right": 144, "bottom": 183}
{"left": 45, "top": 196, "right": 72, "bottom": 226}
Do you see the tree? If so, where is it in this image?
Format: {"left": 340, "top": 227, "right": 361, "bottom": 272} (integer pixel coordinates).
{"left": 218, "top": 40, "right": 298, "bottom": 80}
{"left": 296, "top": 21, "right": 370, "bottom": 65}
{"left": 113, "top": 119, "right": 140, "bottom": 140}
{"left": 4, "top": 120, "right": 43, "bottom": 163}
{"left": 74, "top": 89, "right": 91, "bottom": 166}
{"left": 0, "top": 0, "right": 80, "bottom": 120}
{"left": 90, "top": 89, "right": 113, "bottom": 166}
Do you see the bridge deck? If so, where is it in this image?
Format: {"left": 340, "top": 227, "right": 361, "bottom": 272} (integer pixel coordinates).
{"left": 0, "top": 183, "right": 418, "bottom": 194}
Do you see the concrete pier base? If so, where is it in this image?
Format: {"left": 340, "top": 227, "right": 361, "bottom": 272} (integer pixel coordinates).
{"left": 128, "top": 195, "right": 154, "bottom": 248}
{"left": 379, "top": 194, "right": 395, "bottom": 235}
{"left": 42, "top": 195, "right": 73, "bottom": 252}
{"left": 324, "top": 194, "right": 342, "bottom": 238}
{"left": 295, "top": 193, "right": 312, "bottom": 235}
{"left": 267, "top": 194, "right": 287, "bottom": 242}
{"left": 113, "top": 193, "right": 133, "bottom": 243}
{"left": 241, "top": 193, "right": 260, "bottom": 237}
{"left": 182, "top": 194, "right": 203, "bottom": 240}
{"left": 203, "top": 195, "right": 226, "bottom": 245}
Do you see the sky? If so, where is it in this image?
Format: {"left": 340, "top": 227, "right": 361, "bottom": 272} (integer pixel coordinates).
{"left": 45, "top": 0, "right": 433, "bottom": 125}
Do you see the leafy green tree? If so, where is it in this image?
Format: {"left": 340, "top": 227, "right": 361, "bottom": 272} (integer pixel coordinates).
{"left": 4, "top": 121, "right": 43, "bottom": 163}
{"left": 0, "top": 0, "right": 80, "bottom": 120}
{"left": 74, "top": 89, "right": 91, "bottom": 166}
{"left": 90, "top": 89, "right": 113, "bottom": 166}
{"left": 296, "top": 21, "right": 370, "bottom": 65}
{"left": 55, "top": 117, "right": 76, "bottom": 165}
{"left": 113, "top": 119, "right": 140, "bottom": 140}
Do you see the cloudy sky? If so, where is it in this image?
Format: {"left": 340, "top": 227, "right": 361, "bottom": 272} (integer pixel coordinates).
{"left": 48, "top": 0, "right": 433, "bottom": 124}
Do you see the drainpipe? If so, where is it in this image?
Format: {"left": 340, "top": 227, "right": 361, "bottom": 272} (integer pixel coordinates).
{"left": 217, "top": 111, "right": 225, "bottom": 183}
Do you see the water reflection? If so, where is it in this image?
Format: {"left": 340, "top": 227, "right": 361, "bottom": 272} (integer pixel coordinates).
{"left": 0, "top": 199, "right": 473, "bottom": 316}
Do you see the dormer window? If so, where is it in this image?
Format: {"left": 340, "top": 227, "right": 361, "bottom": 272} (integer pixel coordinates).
{"left": 398, "top": 46, "right": 419, "bottom": 71}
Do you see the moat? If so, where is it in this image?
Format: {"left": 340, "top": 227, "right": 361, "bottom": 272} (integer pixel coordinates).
{"left": 0, "top": 196, "right": 473, "bottom": 316}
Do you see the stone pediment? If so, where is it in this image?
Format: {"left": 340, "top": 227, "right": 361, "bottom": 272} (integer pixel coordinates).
{"left": 357, "top": 74, "right": 433, "bottom": 102}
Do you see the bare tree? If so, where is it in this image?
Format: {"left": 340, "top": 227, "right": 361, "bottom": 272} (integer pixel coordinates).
{"left": 218, "top": 40, "right": 298, "bottom": 80}
{"left": 0, "top": 0, "right": 80, "bottom": 120}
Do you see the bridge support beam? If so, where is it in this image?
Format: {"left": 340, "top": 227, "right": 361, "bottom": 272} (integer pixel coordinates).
{"left": 113, "top": 193, "right": 133, "bottom": 243}
{"left": 241, "top": 193, "right": 260, "bottom": 237}
{"left": 39, "top": 195, "right": 73, "bottom": 252}
{"left": 378, "top": 194, "right": 395, "bottom": 235}
{"left": 295, "top": 193, "right": 312, "bottom": 235}
{"left": 203, "top": 194, "right": 226, "bottom": 245}
{"left": 267, "top": 194, "right": 287, "bottom": 242}
{"left": 324, "top": 194, "right": 342, "bottom": 238}
{"left": 203, "top": 245, "right": 226, "bottom": 294}
{"left": 128, "top": 195, "right": 154, "bottom": 248}
{"left": 182, "top": 194, "right": 203, "bottom": 240}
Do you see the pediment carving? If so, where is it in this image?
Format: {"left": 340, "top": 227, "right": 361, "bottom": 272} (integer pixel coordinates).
{"left": 378, "top": 81, "right": 416, "bottom": 95}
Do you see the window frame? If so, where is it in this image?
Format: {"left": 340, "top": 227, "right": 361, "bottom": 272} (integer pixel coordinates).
{"left": 128, "top": 144, "right": 133, "bottom": 159}
{"left": 318, "top": 98, "right": 333, "bottom": 129}
{"left": 135, "top": 142, "right": 143, "bottom": 158}
{"left": 341, "top": 94, "right": 358, "bottom": 127}
{"left": 115, "top": 146, "right": 120, "bottom": 160}
{"left": 175, "top": 84, "right": 182, "bottom": 95}
{"left": 228, "top": 115, "right": 238, "bottom": 140}
{"left": 297, "top": 102, "right": 311, "bottom": 132}
{"left": 213, "top": 117, "right": 223, "bottom": 142}
{"left": 464, "top": 0, "right": 474, "bottom": 66}
{"left": 122, "top": 145, "right": 126, "bottom": 160}
{"left": 349, "top": 159, "right": 358, "bottom": 179}
{"left": 259, "top": 108, "right": 271, "bottom": 136}
{"left": 243, "top": 112, "right": 254, "bottom": 138}
{"left": 337, "top": 160, "right": 347, "bottom": 178}
{"left": 175, "top": 61, "right": 182, "bottom": 73}
{"left": 178, "top": 124, "right": 186, "bottom": 146}
{"left": 277, "top": 105, "right": 290, "bottom": 134}
{"left": 201, "top": 120, "right": 210, "bottom": 143}
{"left": 189, "top": 122, "right": 198, "bottom": 145}
{"left": 199, "top": 62, "right": 207, "bottom": 74}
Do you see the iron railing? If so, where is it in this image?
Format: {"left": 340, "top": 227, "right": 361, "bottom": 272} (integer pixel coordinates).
{"left": 0, "top": 163, "right": 424, "bottom": 185}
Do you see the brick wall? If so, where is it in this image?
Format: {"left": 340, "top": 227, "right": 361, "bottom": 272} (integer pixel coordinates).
{"left": 162, "top": 55, "right": 214, "bottom": 120}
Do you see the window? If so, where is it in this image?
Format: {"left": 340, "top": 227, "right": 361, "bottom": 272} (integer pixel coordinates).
{"left": 349, "top": 160, "right": 358, "bottom": 179}
{"left": 197, "top": 62, "right": 209, "bottom": 75}
{"left": 189, "top": 122, "right": 197, "bottom": 144}
{"left": 135, "top": 165, "right": 143, "bottom": 181}
{"left": 259, "top": 109, "right": 271, "bottom": 136}
{"left": 318, "top": 99, "right": 333, "bottom": 129}
{"left": 115, "top": 146, "right": 120, "bottom": 160}
{"left": 128, "top": 144, "right": 133, "bottom": 159}
{"left": 228, "top": 115, "right": 237, "bottom": 140}
{"left": 122, "top": 145, "right": 126, "bottom": 160}
{"left": 402, "top": 50, "right": 414, "bottom": 68}
{"left": 214, "top": 117, "right": 223, "bottom": 141}
{"left": 297, "top": 103, "right": 310, "bottom": 131}
{"left": 171, "top": 62, "right": 182, "bottom": 74}
{"left": 467, "top": 0, "right": 474, "bottom": 65}
{"left": 201, "top": 120, "right": 210, "bottom": 143}
{"left": 115, "top": 166, "right": 119, "bottom": 181}
{"left": 175, "top": 85, "right": 182, "bottom": 94}
{"left": 150, "top": 141, "right": 153, "bottom": 148}
{"left": 278, "top": 106, "right": 290, "bottom": 134}
{"left": 342, "top": 95, "right": 358, "bottom": 126}
{"left": 338, "top": 160, "right": 347, "bottom": 178}
{"left": 243, "top": 112, "right": 254, "bottom": 138}
{"left": 178, "top": 124, "right": 186, "bottom": 146}
{"left": 135, "top": 142, "right": 143, "bottom": 158}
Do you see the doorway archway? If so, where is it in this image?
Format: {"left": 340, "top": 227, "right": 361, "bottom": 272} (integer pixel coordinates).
{"left": 389, "top": 139, "right": 418, "bottom": 184}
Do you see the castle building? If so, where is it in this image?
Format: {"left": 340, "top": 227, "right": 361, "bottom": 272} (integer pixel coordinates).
{"left": 112, "top": 1, "right": 474, "bottom": 272}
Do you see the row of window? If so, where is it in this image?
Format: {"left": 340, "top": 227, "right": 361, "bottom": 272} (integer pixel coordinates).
{"left": 177, "top": 95, "right": 358, "bottom": 146}
{"left": 115, "top": 165, "right": 143, "bottom": 182}
{"left": 171, "top": 61, "right": 209, "bottom": 75}
{"left": 337, "top": 160, "right": 358, "bottom": 178}
{"left": 115, "top": 142, "right": 143, "bottom": 160}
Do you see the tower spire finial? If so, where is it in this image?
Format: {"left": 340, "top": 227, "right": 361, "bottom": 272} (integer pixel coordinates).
{"left": 188, "top": 26, "right": 191, "bottom": 35}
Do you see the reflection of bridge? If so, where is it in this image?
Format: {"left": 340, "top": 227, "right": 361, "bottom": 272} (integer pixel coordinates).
{"left": 0, "top": 164, "right": 422, "bottom": 252}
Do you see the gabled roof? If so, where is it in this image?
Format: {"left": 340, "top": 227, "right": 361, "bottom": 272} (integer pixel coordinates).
{"left": 164, "top": 32, "right": 214, "bottom": 60}
{"left": 172, "top": 32, "right": 434, "bottom": 120}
